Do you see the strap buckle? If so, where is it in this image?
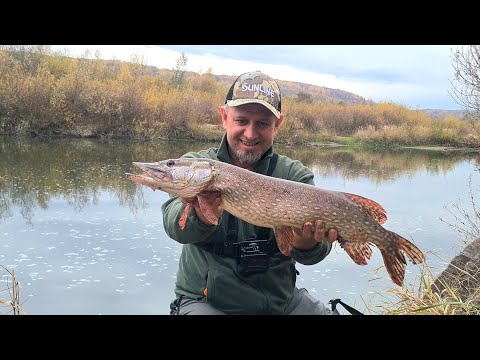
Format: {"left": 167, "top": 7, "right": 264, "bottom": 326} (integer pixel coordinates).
{"left": 236, "top": 239, "right": 270, "bottom": 275}
{"left": 238, "top": 239, "right": 270, "bottom": 257}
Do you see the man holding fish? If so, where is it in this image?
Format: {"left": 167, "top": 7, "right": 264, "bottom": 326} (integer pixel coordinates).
{"left": 162, "top": 71, "right": 340, "bottom": 315}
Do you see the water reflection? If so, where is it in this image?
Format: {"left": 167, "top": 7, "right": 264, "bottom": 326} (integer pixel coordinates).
{"left": 0, "top": 137, "right": 202, "bottom": 224}
{"left": 1, "top": 136, "right": 479, "bottom": 314}
{"left": 2, "top": 137, "right": 478, "bottom": 224}
{"left": 280, "top": 146, "right": 479, "bottom": 184}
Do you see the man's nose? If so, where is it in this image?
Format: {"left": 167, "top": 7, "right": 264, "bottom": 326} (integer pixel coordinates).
{"left": 243, "top": 123, "right": 257, "bottom": 139}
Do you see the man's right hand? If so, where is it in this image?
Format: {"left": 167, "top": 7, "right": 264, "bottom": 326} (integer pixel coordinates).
{"left": 181, "top": 192, "right": 224, "bottom": 225}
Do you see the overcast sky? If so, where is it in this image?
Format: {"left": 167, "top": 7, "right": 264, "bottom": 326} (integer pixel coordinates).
{"left": 51, "top": 45, "right": 465, "bottom": 110}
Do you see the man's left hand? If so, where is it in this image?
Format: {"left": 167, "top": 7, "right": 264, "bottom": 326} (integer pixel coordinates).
{"left": 292, "top": 219, "right": 338, "bottom": 251}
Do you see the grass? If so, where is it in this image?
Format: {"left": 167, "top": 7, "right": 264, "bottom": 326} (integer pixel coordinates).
{"left": 368, "top": 176, "right": 480, "bottom": 315}
{"left": 371, "top": 262, "right": 480, "bottom": 315}
{"left": 0, "top": 265, "right": 24, "bottom": 315}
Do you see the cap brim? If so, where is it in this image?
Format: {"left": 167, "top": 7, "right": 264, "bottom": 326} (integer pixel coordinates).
{"left": 226, "top": 99, "right": 280, "bottom": 119}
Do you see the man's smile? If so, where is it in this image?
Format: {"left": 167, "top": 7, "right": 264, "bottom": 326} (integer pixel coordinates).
{"left": 240, "top": 139, "right": 260, "bottom": 147}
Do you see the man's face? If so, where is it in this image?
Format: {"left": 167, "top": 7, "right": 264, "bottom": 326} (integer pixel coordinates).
{"left": 220, "top": 103, "right": 284, "bottom": 169}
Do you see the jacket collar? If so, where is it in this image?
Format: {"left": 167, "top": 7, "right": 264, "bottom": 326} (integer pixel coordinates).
{"left": 217, "top": 133, "right": 275, "bottom": 175}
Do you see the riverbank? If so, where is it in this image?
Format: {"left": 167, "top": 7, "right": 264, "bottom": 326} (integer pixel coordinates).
{"left": 402, "top": 145, "right": 480, "bottom": 152}
{"left": 4, "top": 129, "right": 480, "bottom": 155}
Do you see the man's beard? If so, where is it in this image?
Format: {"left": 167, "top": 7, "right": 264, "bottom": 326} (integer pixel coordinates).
{"left": 235, "top": 149, "right": 262, "bottom": 165}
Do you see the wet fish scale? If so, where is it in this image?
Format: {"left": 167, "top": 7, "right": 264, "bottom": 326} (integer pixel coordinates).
{"left": 127, "top": 158, "right": 426, "bottom": 287}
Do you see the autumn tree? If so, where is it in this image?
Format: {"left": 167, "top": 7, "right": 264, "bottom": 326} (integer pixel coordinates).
{"left": 295, "top": 91, "right": 313, "bottom": 104}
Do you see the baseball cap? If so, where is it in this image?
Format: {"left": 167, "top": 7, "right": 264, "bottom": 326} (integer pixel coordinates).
{"left": 225, "top": 71, "right": 282, "bottom": 118}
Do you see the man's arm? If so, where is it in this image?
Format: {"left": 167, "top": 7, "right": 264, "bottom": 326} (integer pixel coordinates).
{"left": 161, "top": 196, "right": 220, "bottom": 245}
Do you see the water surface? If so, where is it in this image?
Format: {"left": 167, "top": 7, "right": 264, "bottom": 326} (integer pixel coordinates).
{"left": 1, "top": 137, "right": 478, "bottom": 314}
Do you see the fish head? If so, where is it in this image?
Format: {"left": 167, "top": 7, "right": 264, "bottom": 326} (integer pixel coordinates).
{"left": 131, "top": 158, "right": 215, "bottom": 197}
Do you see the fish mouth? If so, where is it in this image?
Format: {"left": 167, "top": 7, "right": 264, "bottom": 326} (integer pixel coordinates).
{"left": 125, "top": 171, "right": 163, "bottom": 191}
{"left": 125, "top": 162, "right": 173, "bottom": 191}
{"left": 132, "top": 162, "right": 171, "bottom": 181}
{"left": 128, "top": 161, "right": 209, "bottom": 197}
{"left": 129, "top": 162, "right": 191, "bottom": 193}
{"left": 132, "top": 162, "right": 157, "bottom": 172}
{"left": 125, "top": 171, "right": 154, "bottom": 179}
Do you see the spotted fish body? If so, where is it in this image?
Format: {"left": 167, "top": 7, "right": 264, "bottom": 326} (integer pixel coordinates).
{"left": 126, "top": 158, "right": 425, "bottom": 286}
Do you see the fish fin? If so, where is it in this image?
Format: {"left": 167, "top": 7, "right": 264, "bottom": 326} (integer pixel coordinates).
{"left": 339, "top": 240, "right": 373, "bottom": 266}
{"left": 274, "top": 227, "right": 295, "bottom": 256}
{"left": 178, "top": 203, "right": 191, "bottom": 230}
{"left": 380, "top": 232, "right": 426, "bottom": 286}
{"left": 196, "top": 193, "right": 219, "bottom": 225}
{"left": 380, "top": 246, "right": 407, "bottom": 287}
{"left": 344, "top": 193, "right": 387, "bottom": 224}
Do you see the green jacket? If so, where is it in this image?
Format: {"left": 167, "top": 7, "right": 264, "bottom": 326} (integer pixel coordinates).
{"left": 161, "top": 134, "right": 332, "bottom": 314}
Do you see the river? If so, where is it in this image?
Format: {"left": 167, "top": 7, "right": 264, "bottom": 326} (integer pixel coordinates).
{"left": 1, "top": 136, "right": 479, "bottom": 314}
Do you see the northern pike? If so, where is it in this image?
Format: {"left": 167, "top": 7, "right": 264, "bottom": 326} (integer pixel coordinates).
{"left": 126, "top": 158, "right": 425, "bottom": 286}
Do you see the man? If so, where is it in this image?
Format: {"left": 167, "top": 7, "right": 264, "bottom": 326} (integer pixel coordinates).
{"left": 163, "top": 71, "right": 339, "bottom": 315}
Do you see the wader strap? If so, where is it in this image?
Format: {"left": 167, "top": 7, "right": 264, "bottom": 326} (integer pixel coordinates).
{"left": 266, "top": 153, "right": 278, "bottom": 177}
{"left": 328, "top": 299, "right": 364, "bottom": 315}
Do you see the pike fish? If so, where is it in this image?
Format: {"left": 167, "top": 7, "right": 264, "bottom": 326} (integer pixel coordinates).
{"left": 126, "top": 158, "right": 425, "bottom": 286}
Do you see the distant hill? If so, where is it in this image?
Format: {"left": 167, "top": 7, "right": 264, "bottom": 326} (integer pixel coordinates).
{"left": 188, "top": 72, "right": 464, "bottom": 115}
{"left": 214, "top": 73, "right": 468, "bottom": 116}
{"left": 147, "top": 66, "right": 369, "bottom": 105}
{"left": 208, "top": 73, "right": 369, "bottom": 105}
{"left": 420, "top": 108, "right": 467, "bottom": 119}
{"left": 94, "top": 59, "right": 465, "bottom": 114}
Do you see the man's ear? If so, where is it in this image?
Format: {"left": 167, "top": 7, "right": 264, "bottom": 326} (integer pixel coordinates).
{"left": 220, "top": 106, "right": 228, "bottom": 130}
{"left": 274, "top": 114, "right": 285, "bottom": 133}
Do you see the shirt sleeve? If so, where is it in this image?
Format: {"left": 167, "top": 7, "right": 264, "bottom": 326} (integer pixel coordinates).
{"left": 290, "top": 240, "right": 332, "bottom": 265}
{"left": 161, "top": 196, "right": 220, "bottom": 245}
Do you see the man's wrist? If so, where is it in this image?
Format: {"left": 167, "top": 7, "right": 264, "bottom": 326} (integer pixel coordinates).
{"left": 293, "top": 240, "right": 318, "bottom": 251}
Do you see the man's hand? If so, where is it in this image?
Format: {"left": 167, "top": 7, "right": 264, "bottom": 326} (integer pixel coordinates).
{"left": 181, "top": 192, "right": 224, "bottom": 225}
{"left": 292, "top": 219, "right": 338, "bottom": 251}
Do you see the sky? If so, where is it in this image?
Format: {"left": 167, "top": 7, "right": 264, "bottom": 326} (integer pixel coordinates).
{"left": 51, "top": 45, "right": 465, "bottom": 110}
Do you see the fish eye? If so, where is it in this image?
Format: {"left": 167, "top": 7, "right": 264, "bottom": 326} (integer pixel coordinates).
{"left": 166, "top": 160, "right": 175, "bottom": 167}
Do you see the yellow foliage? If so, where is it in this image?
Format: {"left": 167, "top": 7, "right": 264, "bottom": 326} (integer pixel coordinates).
{"left": 0, "top": 47, "right": 477, "bottom": 147}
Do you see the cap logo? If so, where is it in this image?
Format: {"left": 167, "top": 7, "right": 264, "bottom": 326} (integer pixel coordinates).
{"left": 225, "top": 71, "right": 282, "bottom": 118}
{"left": 241, "top": 83, "right": 276, "bottom": 98}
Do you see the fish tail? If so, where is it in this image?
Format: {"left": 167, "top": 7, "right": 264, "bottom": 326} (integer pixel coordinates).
{"left": 396, "top": 233, "right": 426, "bottom": 265}
{"left": 380, "top": 232, "right": 426, "bottom": 286}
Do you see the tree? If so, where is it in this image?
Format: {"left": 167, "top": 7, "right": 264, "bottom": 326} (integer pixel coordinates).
{"left": 449, "top": 45, "right": 480, "bottom": 120}
{"left": 295, "top": 91, "right": 313, "bottom": 104}
{"left": 169, "top": 51, "right": 188, "bottom": 89}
